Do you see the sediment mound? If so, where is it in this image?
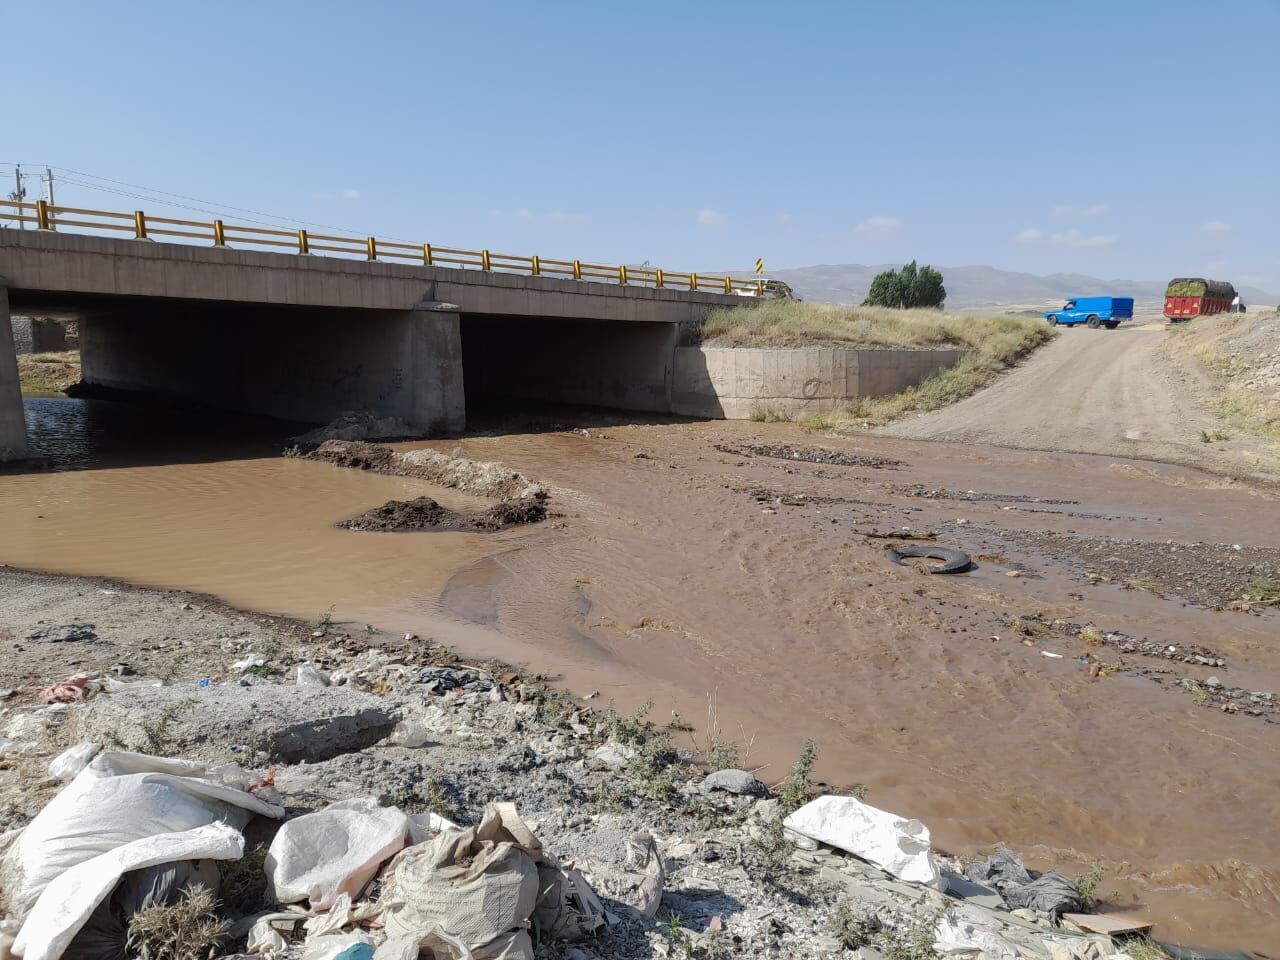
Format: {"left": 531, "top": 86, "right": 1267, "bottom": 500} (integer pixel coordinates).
{"left": 341, "top": 495, "right": 547, "bottom": 532}
{"left": 308, "top": 440, "right": 548, "bottom": 501}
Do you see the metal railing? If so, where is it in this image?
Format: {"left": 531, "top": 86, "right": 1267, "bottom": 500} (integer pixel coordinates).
{"left": 0, "top": 198, "right": 765, "bottom": 296}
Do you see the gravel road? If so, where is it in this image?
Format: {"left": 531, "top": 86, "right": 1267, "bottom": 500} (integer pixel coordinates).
{"left": 880, "top": 323, "right": 1280, "bottom": 483}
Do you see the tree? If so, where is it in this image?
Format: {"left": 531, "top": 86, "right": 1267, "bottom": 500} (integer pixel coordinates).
{"left": 862, "top": 260, "right": 946, "bottom": 309}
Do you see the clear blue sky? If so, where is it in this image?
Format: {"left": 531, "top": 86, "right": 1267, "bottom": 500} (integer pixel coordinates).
{"left": 5, "top": 0, "right": 1278, "bottom": 291}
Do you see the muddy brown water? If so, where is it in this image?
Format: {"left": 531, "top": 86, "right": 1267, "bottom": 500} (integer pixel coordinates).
{"left": 4, "top": 398, "right": 1280, "bottom": 954}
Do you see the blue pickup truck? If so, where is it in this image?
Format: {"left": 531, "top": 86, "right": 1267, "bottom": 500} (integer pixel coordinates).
{"left": 1044, "top": 296, "right": 1133, "bottom": 329}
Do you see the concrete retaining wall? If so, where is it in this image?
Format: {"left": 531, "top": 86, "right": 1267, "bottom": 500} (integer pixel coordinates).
{"left": 671, "top": 345, "right": 968, "bottom": 419}
{"left": 10, "top": 317, "right": 67, "bottom": 354}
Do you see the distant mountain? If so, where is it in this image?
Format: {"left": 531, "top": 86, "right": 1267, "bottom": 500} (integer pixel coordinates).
{"left": 759, "top": 263, "right": 1279, "bottom": 310}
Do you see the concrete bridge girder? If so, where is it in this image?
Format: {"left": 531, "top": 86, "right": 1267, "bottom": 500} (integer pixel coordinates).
{"left": 1, "top": 228, "right": 743, "bottom": 460}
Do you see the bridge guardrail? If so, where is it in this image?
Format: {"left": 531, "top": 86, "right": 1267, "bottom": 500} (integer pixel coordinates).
{"left": 0, "top": 199, "right": 765, "bottom": 296}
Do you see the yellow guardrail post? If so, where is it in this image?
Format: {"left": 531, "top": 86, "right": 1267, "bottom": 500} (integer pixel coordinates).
{"left": 133, "top": 210, "right": 148, "bottom": 240}
{"left": 531, "top": 255, "right": 540, "bottom": 277}
{"left": 690, "top": 272, "right": 698, "bottom": 291}
{"left": 619, "top": 265, "right": 628, "bottom": 285}
{"left": 655, "top": 268, "right": 664, "bottom": 288}
{"left": 297, "top": 229, "right": 310, "bottom": 254}
{"left": 213, "top": 220, "right": 226, "bottom": 246}
{"left": 481, "top": 249, "right": 491, "bottom": 271}
{"left": 756, "top": 279, "right": 764, "bottom": 296}
{"left": 723, "top": 276, "right": 731, "bottom": 293}
{"left": 35, "top": 200, "right": 51, "bottom": 230}
{"left": 572, "top": 259, "right": 581, "bottom": 280}
{"left": 366, "top": 237, "right": 377, "bottom": 261}
{"left": 423, "top": 243, "right": 433, "bottom": 266}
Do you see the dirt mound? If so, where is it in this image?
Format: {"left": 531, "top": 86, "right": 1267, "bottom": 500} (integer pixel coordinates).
{"left": 717, "top": 442, "right": 903, "bottom": 469}
{"left": 307, "top": 440, "right": 398, "bottom": 472}
{"left": 290, "top": 412, "right": 418, "bottom": 450}
{"left": 308, "top": 441, "right": 547, "bottom": 501}
{"left": 341, "top": 496, "right": 547, "bottom": 533}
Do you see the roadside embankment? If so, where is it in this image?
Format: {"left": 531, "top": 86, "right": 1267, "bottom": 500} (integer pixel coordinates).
{"left": 1165, "top": 310, "right": 1280, "bottom": 445}
{"left": 0, "top": 567, "right": 1184, "bottom": 959}
{"left": 696, "top": 301, "right": 1054, "bottom": 426}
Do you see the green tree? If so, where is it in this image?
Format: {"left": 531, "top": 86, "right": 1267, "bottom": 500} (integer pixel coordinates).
{"left": 862, "top": 260, "right": 946, "bottom": 309}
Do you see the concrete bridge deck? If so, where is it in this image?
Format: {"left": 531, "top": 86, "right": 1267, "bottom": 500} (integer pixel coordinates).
{"left": 1, "top": 227, "right": 745, "bottom": 460}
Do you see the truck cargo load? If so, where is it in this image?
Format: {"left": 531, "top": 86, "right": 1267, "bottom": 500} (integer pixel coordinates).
{"left": 1164, "top": 278, "right": 1236, "bottom": 320}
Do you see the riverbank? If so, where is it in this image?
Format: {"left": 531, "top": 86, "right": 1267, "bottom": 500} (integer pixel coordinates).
{"left": 0, "top": 566, "right": 1187, "bottom": 958}
{"left": 15, "top": 351, "right": 79, "bottom": 396}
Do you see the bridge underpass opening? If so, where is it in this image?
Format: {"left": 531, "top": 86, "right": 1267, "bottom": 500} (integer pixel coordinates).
{"left": 60, "top": 298, "right": 464, "bottom": 434}
{"left": 459, "top": 314, "right": 684, "bottom": 417}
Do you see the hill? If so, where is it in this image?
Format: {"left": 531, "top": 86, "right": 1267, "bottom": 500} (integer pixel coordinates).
{"left": 759, "top": 263, "right": 1280, "bottom": 310}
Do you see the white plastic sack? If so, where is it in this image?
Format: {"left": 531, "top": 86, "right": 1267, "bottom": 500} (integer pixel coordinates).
{"left": 783, "top": 794, "right": 940, "bottom": 886}
{"left": 3, "top": 751, "right": 284, "bottom": 931}
{"left": 932, "top": 909, "right": 1023, "bottom": 958}
{"left": 12, "top": 821, "right": 245, "bottom": 960}
{"left": 246, "top": 918, "right": 289, "bottom": 955}
{"left": 47, "top": 742, "right": 100, "bottom": 782}
{"left": 267, "top": 798, "right": 409, "bottom": 909}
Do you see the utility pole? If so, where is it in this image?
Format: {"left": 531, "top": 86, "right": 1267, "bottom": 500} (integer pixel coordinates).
{"left": 9, "top": 165, "right": 27, "bottom": 228}
{"left": 44, "top": 166, "right": 55, "bottom": 230}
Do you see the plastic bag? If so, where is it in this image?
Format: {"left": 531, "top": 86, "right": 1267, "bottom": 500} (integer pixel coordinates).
{"left": 382, "top": 803, "right": 540, "bottom": 959}
{"left": 533, "top": 864, "right": 605, "bottom": 941}
{"left": 783, "top": 794, "right": 940, "bottom": 886}
{"left": 266, "top": 798, "right": 409, "bottom": 909}
{"left": 13, "top": 822, "right": 246, "bottom": 960}
{"left": 4, "top": 750, "right": 284, "bottom": 960}
{"left": 48, "top": 743, "right": 101, "bottom": 782}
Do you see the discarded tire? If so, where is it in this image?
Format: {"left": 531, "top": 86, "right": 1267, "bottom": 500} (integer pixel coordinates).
{"left": 886, "top": 544, "right": 972, "bottom": 574}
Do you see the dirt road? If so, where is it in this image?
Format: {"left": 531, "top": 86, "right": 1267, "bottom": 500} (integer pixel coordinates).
{"left": 881, "top": 323, "right": 1280, "bottom": 483}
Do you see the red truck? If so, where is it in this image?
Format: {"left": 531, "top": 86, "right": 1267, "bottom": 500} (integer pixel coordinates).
{"left": 1164, "top": 277, "right": 1237, "bottom": 321}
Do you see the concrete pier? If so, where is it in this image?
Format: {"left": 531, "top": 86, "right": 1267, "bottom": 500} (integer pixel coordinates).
{"left": 0, "top": 283, "right": 29, "bottom": 461}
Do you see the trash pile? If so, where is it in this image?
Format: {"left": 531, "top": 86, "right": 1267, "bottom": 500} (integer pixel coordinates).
{"left": 0, "top": 615, "right": 1177, "bottom": 960}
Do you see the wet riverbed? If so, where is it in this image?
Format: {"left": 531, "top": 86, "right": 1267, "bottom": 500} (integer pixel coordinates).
{"left": 3, "top": 397, "right": 1279, "bottom": 954}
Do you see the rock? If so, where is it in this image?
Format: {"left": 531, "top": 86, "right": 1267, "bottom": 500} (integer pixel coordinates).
{"left": 590, "top": 743, "right": 637, "bottom": 769}
{"left": 698, "top": 769, "right": 767, "bottom": 797}
{"left": 25, "top": 623, "right": 97, "bottom": 643}
{"left": 1206, "top": 675, "right": 1222, "bottom": 688}
{"left": 77, "top": 682, "right": 400, "bottom": 763}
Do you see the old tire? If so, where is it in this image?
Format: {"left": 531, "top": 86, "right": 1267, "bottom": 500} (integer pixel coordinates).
{"left": 1087, "top": 316, "right": 1101, "bottom": 328}
{"left": 1105, "top": 321, "right": 1119, "bottom": 329}
{"left": 1048, "top": 316, "right": 1059, "bottom": 326}
{"left": 886, "top": 544, "right": 972, "bottom": 574}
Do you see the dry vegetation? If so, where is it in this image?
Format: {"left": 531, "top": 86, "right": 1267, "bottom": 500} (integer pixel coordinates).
{"left": 16, "top": 350, "right": 80, "bottom": 395}
{"left": 1169, "top": 310, "right": 1280, "bottom": 443}
{"left": 700, "top": 301, "right": 1055, "bottom": 428}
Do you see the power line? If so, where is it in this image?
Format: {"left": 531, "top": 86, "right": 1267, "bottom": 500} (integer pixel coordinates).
{"left": 0, "top": 162, "right": 414, "bottom": 242}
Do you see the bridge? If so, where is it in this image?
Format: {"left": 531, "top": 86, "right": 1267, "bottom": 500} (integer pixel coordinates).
{"left": 0, "top": 201, "right": 758, "bottom": 460}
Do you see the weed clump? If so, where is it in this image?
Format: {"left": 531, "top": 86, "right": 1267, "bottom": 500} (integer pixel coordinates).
{"left": 779, "top": 738, "right": 818, "bottom": 812}
{"left": 126, "top": 887, "right": 229, "bottom": 960}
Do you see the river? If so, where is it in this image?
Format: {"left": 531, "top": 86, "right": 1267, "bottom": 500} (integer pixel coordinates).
{"left": 3, "top": 396, "right": 1279, "bottom": 954}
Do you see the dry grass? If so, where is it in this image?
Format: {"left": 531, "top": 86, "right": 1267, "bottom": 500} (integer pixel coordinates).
{"left": 16, "top": 350, "right": 80, "bottom": 394}
{"left": 699, "top": 301, "right": 1055, "bottom": 429}
{"left": 126, "top": 887, "right": 229, "bottom": 960}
